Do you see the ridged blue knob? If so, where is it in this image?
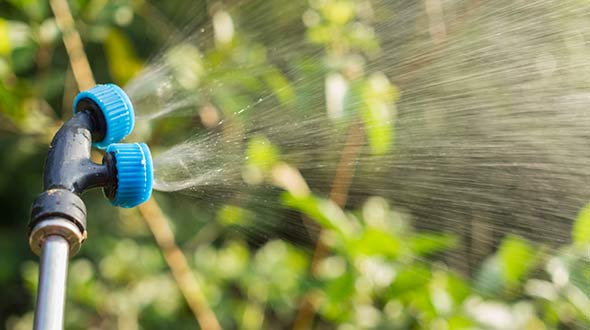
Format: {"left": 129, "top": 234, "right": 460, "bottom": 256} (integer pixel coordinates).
{"left": 74, "top": 84, "right": 135, "bottom": 149}
{"left": 106, "top": 143, "right": 153, "bottom": 208}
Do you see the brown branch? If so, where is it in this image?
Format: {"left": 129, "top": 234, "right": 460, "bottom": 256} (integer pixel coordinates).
{"left": 50, "top": 0, "right": 95, "bottom": 90}
{"left": 328, "top": 122, "right": 364, "bottom": 208}
{"left": 424, "top": 0, "right": 447, "bottom": 45}
{"left": 292, "top": 122, "right": 364, "bottom": 330}
{"left": 138, "top": 199, "right": 222, "bottom": 330}
{"left": 50, "top": 2, "right": 221, "bottom": 328}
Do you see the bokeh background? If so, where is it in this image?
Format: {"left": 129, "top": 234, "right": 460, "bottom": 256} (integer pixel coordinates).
{"left": 1, "top": 0, "right": 589, "bottom": 329}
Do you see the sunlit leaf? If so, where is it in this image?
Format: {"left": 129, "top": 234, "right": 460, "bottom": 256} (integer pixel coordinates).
{"left": 360, "top": 73, "right": 398, "bottom": 155}
{"left": 217, "top": 204, "right": 255, "bottom": 226}
{"left": 476, "top": 236, "right": 537, "bottom": 295}
{"left": 320, "top": 1, "right": 355, "bottom": 25}
{"left": 445, "top": 273, "right": 471, "bottom": 305}
{"left": 388, "top": 265, "right": 431, "bottom": 297}
{"left": 217, "top": 241, "right": 250, "bottom": 280}
{"left": 573, "top": 203, "right": 590, "bottom": 245}
{"left": 352, "top": 228, "right": 400, "bottom": 258}
{"left": 447, "top": 315, "right": 475, "bottom": 330}
{"left": 498, "top": 235, "right": 537, "bottom": 285}
{"left": 281, "top": 192, "right": 353, "bottom": 238}
{"left": 263, "top": 68, "right": 295, "bottom": 105}
{"left": 409, "top": 232, "right": 457, "bottom": 256}
{"left": 0, "top": 19, "right": 10, "bottom": 56}
{"left": 246, "top": 135, "right": 280, "bottom": 173}
{"left": 104, "top": 29, "right": 142, "bottom": 85}
{"left": 320, "top": 271, "right": 355, "bottom": 321}
{"left": 306, "top": 25, "right": 332, "bottom": 44}
{"left": 165, "top": 43, "right": 205, "bottom": 90}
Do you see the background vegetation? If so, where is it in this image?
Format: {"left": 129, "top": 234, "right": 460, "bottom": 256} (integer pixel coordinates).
{"left": 0, "top": 0, "right": 589, "bottom": 329}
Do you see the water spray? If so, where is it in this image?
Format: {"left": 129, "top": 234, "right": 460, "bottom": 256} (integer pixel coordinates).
{"left": 27, "top": 84, "right": 153, "bottom": 330}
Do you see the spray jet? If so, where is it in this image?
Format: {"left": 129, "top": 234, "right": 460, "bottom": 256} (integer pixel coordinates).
{"left": 27, "top": 84, "right": 153, "bottom": 330}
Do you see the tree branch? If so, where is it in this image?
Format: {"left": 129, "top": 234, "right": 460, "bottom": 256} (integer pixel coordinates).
{"left": 49, "top": 0, "right": 95, "bottom": 90}
{"left": 292, "top": 122, "right": 363, "bottom": 330}
{"left": 138, "top": 199, "right": 222, "bottom": 330}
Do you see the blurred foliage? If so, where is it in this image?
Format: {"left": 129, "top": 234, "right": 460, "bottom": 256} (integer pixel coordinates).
{"left": 0, "top": 0, "right": 589, "bottom": 329}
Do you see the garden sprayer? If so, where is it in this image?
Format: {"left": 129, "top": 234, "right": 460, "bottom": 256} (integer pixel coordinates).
{"left": 27, "top": 84, "right": 153, "bottom": 330}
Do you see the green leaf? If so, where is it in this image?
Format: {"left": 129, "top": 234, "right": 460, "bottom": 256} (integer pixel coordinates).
{"left": 475, "top": 236, "right": 538, "bottom": 296}
{"left": 104, "top": 29, "right": 142, "bottom": 85}
{"left": 281, "top": 192, "right": 353, "bottom": 238}
{"left": 11, "top": 45, "right": 37, "bottom": 73}
{"left": 388, "top": 265, "right": 431, "bottom": 297}
{"left": 409, "top": 232, "right": 457, "bottom": 256}
{"left": 573, "top": 203, "right": 590, "bottom": 245}
{"left": 445, "top": 273, "right": 471, "bottom": 305}
{"left": 263, "top": 68, "right": 295, "bottom": 105}
{"left": 351, "top": 228, "right": 400, "bottom": 258}
{"left": 320, "top": 1, "right": 355, "bottom": 25}
{"left": 217, "top": 205, "right": 255, "bottom": 226}
{"left": 246, "top": 136, "right": 280, "bottom": 172}
{"left": 306, "top": 25, "right": 332, "bottom": 44}
{"left": 360, "top": 73, "right": 398, "bottom": 155}
{"left": 447, "top": 315, "right": 475, "bottom": 330}
{"left": 7, "top": 0, "right": 48, "bottom": 21}
{"left": 0, "top": 19, "right": 10, "bottom": 56}
{"left": 165, "top": 43, "right": 204, "bottom": 90}
{"left": 320, "top": 271, "right": 355, "bottom": 322}
{"left": 498, "top": 235, "right": 536, "bottom": 284}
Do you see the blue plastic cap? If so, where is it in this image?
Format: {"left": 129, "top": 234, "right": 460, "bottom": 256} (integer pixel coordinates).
{"left": 107, "top": 143, "right": 153, "bottom": 208}
{"left": 74, "top": 84, "right": 135, "bottom": 149}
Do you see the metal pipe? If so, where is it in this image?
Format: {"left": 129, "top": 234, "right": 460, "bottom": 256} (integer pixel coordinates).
{"left": 33, "top": 235, "right": 70, "bottom": 330}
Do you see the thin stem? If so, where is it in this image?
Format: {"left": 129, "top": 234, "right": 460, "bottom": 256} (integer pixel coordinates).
{"left": 138, "top": 198, "right": 222, "bottom": 330}
{"left": 49, "top": 0, "right": 95, "bottom": 90}
{"left": 292, "top": 122, "right": 364, "bottom": 330}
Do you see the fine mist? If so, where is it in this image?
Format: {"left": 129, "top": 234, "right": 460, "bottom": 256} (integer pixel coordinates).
{"left": 129, "top": 0, "right": 590, "bottom": 272}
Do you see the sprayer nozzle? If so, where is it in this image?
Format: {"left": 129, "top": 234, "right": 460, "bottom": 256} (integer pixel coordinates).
{"left": 106, "top": 142, "right": 153, "bottom": 208}
{"left": 74, "top": 84, "right": 135, "bottom": 149}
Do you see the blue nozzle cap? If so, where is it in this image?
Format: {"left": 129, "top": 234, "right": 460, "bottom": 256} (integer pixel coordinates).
{"left": 74, "top": 84, "right": 135, "bottom": 149}
{"left": 107, "top": 143, "right": 153, "bottom": 208}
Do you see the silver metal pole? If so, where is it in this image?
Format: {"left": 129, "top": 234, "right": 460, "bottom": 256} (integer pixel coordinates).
{"left": 33, "top": 235, "right": 70, "bottom": 330}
